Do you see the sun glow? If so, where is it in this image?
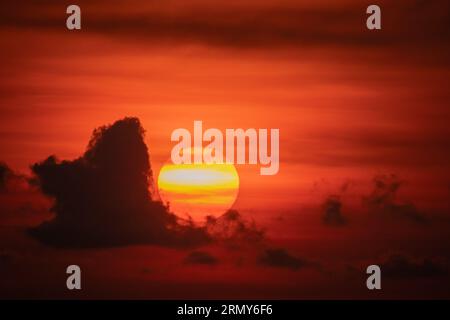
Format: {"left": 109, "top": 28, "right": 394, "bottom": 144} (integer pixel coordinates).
{"left": 157, "top": 163, "right": 239, "bottom": 221}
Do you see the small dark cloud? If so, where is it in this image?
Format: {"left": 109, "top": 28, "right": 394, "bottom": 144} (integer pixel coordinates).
{"left": 205, "top": 210, "right": 311, "bottom": 270}
{"left": 0, "top": 162, "right": 11, "bottom": 191}
{"left": 381, "top": 254, "right": 449, "bottom": 279}
{"left": 184, "top": 251, "right": 218, "bottom": 265}
{"left": 322, "top": 195, "right": 347, "bottom": 226}
{"left": 363, "top": 174, "right": 427, "bottom": 224}
{"left": 29, "top": 117, "right": 209, "bottom": 248}
{"left": 259, "top": 248, "right": 307, "bottom": 270}
{"left": 205, "top": 210, "right": 265, "bottom": 249}
{"left": 312, "top": 179, "right": 351, "bottom": 226}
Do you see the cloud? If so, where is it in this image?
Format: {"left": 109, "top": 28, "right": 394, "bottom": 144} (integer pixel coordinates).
{"left": 205, "top": 210, "right": 313, "bottom": 270}
{"left": 0, "top": 162, "right": 50, "bottom": 227}
{"left": 28, "top": 117, "right": 209, "bottom": 248}
{"left": 184, "top": 251, "right": 218, "bottom": 265}
{"left": 259, "top": 248, "right": 308, "bottom": 270}
{"left": 1, "top": 0, "right": 449, "bottom": 50}
{"left": 314, "top": 180, "right": 351, "bottom": 226}
{"left": 381, "top": 254, "right": 449, "bottom": 278}
{"left": 321, "top": 195, "right": 347, "bottom": 226}
{"left": 205, "top": 209, "right": 265, "bottom": 249}
{"left": 363, "top": 174, "right": 427, "bottom": 224}
{"left": 0, "top": 162, "right": 28, "bottom": 192}
{"left": 0, "top": 162, "right": 11, "bottom": 191}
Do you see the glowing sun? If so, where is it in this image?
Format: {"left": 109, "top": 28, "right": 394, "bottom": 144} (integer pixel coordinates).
{"left": 157, "top": 163, "right": 239, "bottom": 221}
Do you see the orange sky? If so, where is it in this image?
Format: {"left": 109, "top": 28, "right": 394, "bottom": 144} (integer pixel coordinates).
{"left": 1, "top": 0, "right": 450, "bottom": 299}
{"left": 1, "top": 1, "right": 449, "bottom": 214}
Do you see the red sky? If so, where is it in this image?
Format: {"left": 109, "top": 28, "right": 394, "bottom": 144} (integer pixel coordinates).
{"left": 1, "top": 0, "right": 450, "bottom": 299}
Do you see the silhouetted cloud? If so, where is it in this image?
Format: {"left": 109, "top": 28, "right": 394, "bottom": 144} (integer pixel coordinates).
{"left": 322, "top": 195, "right": 347, "bottom": 226}
{"left": 0, "top": 162, "right": 28, "bottom": 192}
{"left": 363, "top": 174, "right": 427, "bottom": 224}
{"left": 205, "top": 210, "right": 265, "bottom": 249}
{"left": 0, "top": 162, "right": 11, "bottom": 191}
{"left": 184, "top": 251, "right": 218, "bottom": 265}
{"left": 382, "top": 254, "right": 449, "bottom": 278}
{"left": 0, "top": 162, "right": 52, "bottom": 227}
{"left": 204, "top": 210, "right": 312, "bottom": 270}
{"left": 259, "top": 248, "right": 307, "bottom": 270}
{"left": 29, "top": 117, "right": 209, "bottom": 248}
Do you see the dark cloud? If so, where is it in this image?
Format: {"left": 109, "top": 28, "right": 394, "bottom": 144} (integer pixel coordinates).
{"left": 381, "top": 254, "right": 449, "bottom": 278}
{"left": 202, "top": 210, "right": 319, "bottom": 272}
{"left": 28, "top": 117, "right": 209, "bottom": 248}
{"left": 205, "top": 210, "right": 265, "bottom": 249}
{"left": 0, "top": 161, "right": 37, "bottom": 192}
{"left": 0, "top": 1, "right": 448, "bottom": 50}
{"left": 205, "top": 211, "right": 312, "bottom": 270}
{"left": 0, "top": 162, "right": 28, "bottom": 192}
{"left": 363, "top": 174, "right": 427, "bottom": 224}
{"left": 259, "top": 248, "right": 307, "bottom": 270}
{"left": 0, "top": 162, "right": 11, "bottom": 191}
{"left": 315, "top": 180, "right": 351, "bottom": 226}
{"left": 184, "top": 251, "right": 218, "bottom": 265}
{"left": 0, "top": 162, "right": 51, "bottom": 227}
{"left": 322, "top": 195, "right": 347, "bottom": 226}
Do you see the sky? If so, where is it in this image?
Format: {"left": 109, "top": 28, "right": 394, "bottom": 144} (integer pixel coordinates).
{"left": 0, "top": 0, "right": 450, "bottom": 299}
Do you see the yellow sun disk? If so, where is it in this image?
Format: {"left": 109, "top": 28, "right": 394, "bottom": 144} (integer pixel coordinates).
{"left": 157, "top": 163, "right": 239, "bottom": 219}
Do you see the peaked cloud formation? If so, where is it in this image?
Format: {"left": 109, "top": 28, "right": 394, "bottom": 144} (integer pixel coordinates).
{"left": 29, "top": 117, "right": 209, "bottom": 248}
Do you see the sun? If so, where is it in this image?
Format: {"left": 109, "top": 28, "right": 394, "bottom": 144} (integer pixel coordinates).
{"left": 157, "top": 162, "right": 239, "bottom": 221}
